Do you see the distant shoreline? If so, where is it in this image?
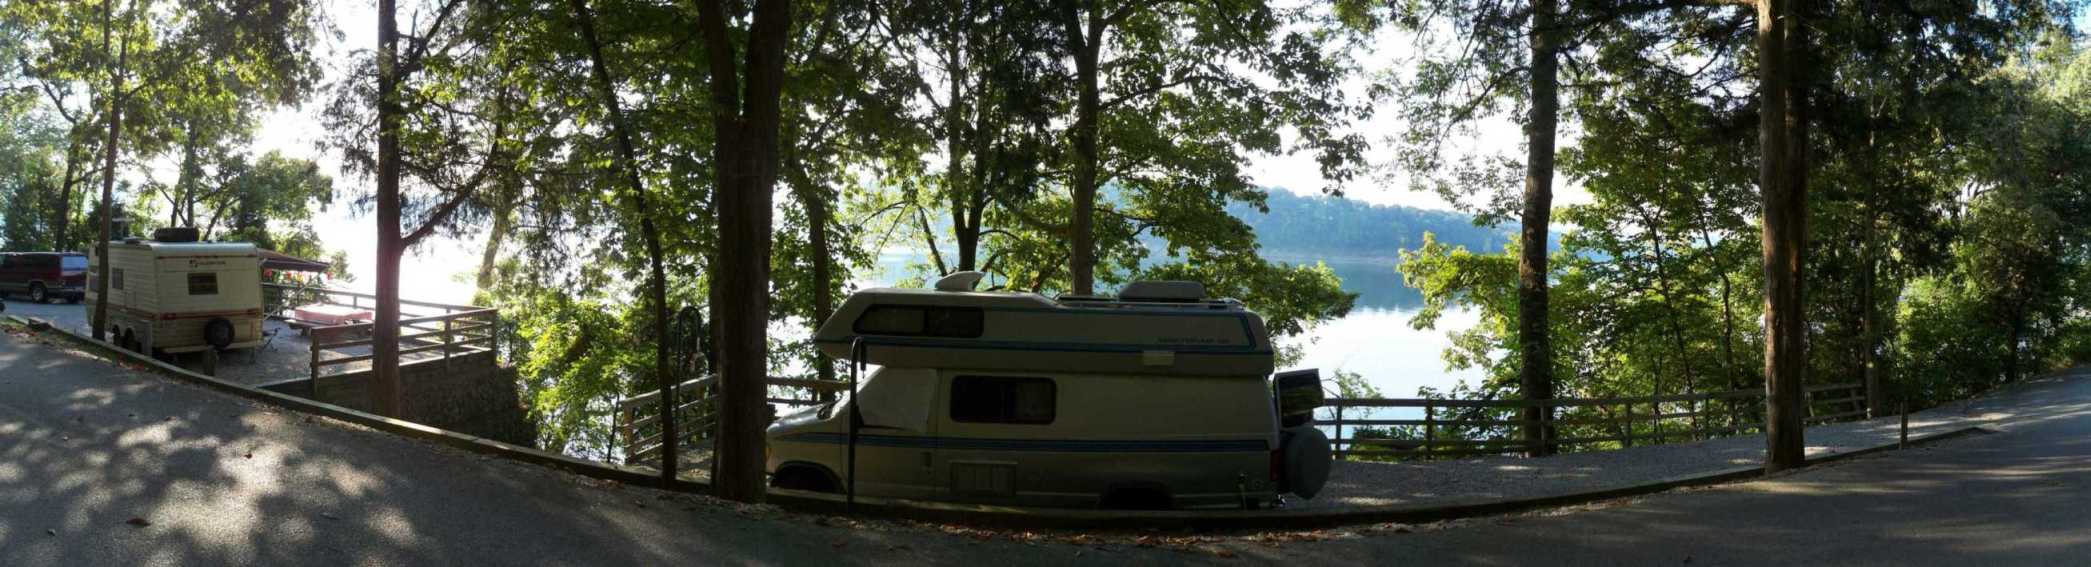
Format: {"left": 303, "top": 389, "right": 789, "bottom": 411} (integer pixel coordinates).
{"left": 1258, "top": 249, "right": 1406, "bottom": 265}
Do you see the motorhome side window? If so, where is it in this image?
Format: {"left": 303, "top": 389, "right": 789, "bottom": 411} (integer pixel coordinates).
{"left": 187, "top": 272, "right": 218, "bottom": 296}
{"left": 853, "top": 306, "right": 983, "bottom": 338}
{"left": 949, "top": 376, "right": 1055, "bottom": 424}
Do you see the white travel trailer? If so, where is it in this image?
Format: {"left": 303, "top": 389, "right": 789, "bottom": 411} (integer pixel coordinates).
{"left": 766, "top": 272, "right": 1331, "bottom": 510}
{"left": 87, "top": 232, "right": 267, "bottom": 356}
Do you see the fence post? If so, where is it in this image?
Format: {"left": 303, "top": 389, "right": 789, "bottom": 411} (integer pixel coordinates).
{"left": 308, "top": 329, "right": 321, "bottom": 383}
{"left": 1623, "top": 402, "right": 1634, "bottom": 449}
{"left": 1423, "top": 403, "right": 1436, "bottom": 461}
{"left": 1333, "top": 405, "right": 1344, "bottom": 461}
{"left": 1899, "top": 400, "right": 1909, "bottom": 450}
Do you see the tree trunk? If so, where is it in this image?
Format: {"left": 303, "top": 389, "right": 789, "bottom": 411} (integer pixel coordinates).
{"left": 475, "top": 202, "right": 511, "bottom": 293}
{"left": 1065, "top": 11, "right": 1102, "bottom": 296}
{"left": 697, "top": 0, "right": 793, "bottom": 504}
{"left": 2005, "top": 308, "right": 2024, "bottom": 384}
{"left": 944, "top": 37, "right": 978, "bottom": 273}
{"left": 371, "top": 0, "right": 405, "bottom": 417}
{"left": 1861, "top": 235, "right": 1881, "bottom": 417}
{"left": 1757, "top": 0, "right": 1809, "bottom": 473}
{"left": 91, "top": 0, "right": 126, "bottom": 343}
{"left": 1518, "top": 0, "right": 1560, "bottom": 458}
{"left": 54, "top": 139, "right": 82, "bottom": 252}
{"left": 570, "top": 0, "right": 679, "bottom": 484}
{"left": 794, "top": 171, "right": 837, "bottom": 389}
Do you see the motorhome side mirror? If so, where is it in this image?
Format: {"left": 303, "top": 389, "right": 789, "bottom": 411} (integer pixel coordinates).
{"left": 1275, "top": 369, "right": 1324, "bottom": 428}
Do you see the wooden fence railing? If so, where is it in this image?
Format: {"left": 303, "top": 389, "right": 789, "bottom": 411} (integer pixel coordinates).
{"left": 615, "top": 375, "right": 845, "bottom": 466}
{"left": 261, "top": 283, "right": 501, "bottom": 382}
{"left": 1325, "top": 381, "right": 1871, "bottom": 460}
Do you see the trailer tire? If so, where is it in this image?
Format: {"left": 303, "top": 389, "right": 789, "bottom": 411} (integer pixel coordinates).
{"left": 1279, "top": 426, "right": 1332, "bottom": 499}
{"left": 203, "top": 318, "right": 235, "bottom": 350}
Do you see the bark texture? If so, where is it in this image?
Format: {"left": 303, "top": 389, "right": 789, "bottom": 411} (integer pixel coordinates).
{"left": 371, "top": 0, "right": 405, "bottom": 416}
{"left": 697, "top": 0, "right": 793, "bottom": 503}
{"left": 1519, "top": 0, "right": 1560, "bottom": 457}
{"left": 1757, "top": 0, "right": 1809, "bottom": 473}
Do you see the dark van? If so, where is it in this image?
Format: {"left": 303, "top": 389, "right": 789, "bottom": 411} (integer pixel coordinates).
{"left": 0, "top": 252, "right": 89, "bottom": 303}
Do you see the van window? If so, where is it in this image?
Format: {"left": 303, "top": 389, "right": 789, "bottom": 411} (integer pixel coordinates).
{"left": 950, "top": 376, "right": 1055, "bottom": 424}
{"left": 188, "top": 272, "right": 218, "bottom": 296}
{"left": 61, "top": 256, "right": 87, "bottom": 270}
{"left": 854, "top": 305, "right": 983, "bottom": 338}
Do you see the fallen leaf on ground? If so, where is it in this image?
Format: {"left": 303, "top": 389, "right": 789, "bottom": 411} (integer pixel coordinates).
{"left": 125, "top": 517, "right": 151, "bottom": 527}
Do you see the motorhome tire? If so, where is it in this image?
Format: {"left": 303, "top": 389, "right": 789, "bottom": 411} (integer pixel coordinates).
{"left": 1279, "top": 426, "right": 1332, "bottom": 499}
{"left": 770, "top": 463, "right": 841, "bottom": 493}
{"left": 204, "top": 318, "right": 236, "bottom": 350}
{"left": 28, "top": 283, "right": 46, "bottom": 304}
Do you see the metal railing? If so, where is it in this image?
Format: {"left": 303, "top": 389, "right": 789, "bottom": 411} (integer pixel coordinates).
{"left": 262, "top": 283, "right": 500, "bottom": 382}
{"left": 1324, "top": 382, "right": 1870, "bottom": 460}
{"left": 614, "top": 375, "right": 844, "bottom": 466}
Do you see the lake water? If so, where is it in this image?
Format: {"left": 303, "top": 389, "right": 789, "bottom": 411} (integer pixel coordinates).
{"left": 864, "top": 252, "right": 1482, "bottom": 403}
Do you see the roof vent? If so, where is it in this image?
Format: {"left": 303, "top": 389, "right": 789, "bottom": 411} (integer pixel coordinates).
{"left": 934, "top": 271, "right": 986, "bottom": 292}
{"left": 1119, "top": 280, "right": 1205, "bottom": 303}
{"left": 152, "top": 227, "right": 200, "bottom": 243}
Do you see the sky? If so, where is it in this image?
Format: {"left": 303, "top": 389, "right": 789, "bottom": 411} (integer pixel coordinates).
{"left": 241, "top": 0, "right": 1581, "bottom": 304}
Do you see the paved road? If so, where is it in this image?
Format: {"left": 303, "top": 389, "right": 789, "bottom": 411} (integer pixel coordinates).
{"left": 0, "top": 329, "right": 1111, "bottom": 566}
{"left": 5, "top": 325, "right": 2091, "bottom": 565}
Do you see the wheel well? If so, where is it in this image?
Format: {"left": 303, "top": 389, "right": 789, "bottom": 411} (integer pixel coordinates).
{"left": 1100, "top": 482, "right": 1173, "bottom": 511}
{"left": 769, "top": 462, "right": 841, "bottom": 493}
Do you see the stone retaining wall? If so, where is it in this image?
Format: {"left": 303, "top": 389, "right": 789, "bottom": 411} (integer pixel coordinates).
{"left": 260, "top": 350, "right": 538, "bottom": 446}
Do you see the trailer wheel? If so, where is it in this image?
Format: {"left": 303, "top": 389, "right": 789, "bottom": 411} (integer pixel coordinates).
{"left": 203, "top": 318, "right": 235, "bottom": 350}
{"left": 119, "top": 328, "right": 137, "bottom": 352}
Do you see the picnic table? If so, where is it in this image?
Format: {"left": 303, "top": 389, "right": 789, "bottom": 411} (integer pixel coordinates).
{"left": 284, "top": 304, "right": 375, "bottom": 339}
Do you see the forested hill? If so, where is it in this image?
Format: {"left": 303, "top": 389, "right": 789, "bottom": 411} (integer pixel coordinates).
{"left": 1230, "top": 190, "right": 1513, "bottom": 258}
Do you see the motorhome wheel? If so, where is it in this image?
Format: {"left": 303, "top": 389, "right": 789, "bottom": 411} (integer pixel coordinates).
{"left": 204, "top": 318, "right": 236, "bottom": 350}
{"left": 1279, "top": 426, "right": 1332, "bottom": 499}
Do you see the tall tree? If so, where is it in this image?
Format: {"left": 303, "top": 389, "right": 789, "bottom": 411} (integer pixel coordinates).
{"left": 696, "top": 0, "right": 793, "bottom": 503}
{"left": 91, "top": 0, "right": 126, "bottom": 342}
{"left": 1517, "top": 0, "right": 1562, "bottom": 456}
{"left": 1754, "top": 0, "right": 1807, "bottom": 472}
{"left": 372, "top": 0, "right": 405, "bottom": 415}
{"left": 567, "top": 0, "right": 679, "bottom": 485}
{"left": 1056, "top": 0, "right": 1364, "bottom": 296}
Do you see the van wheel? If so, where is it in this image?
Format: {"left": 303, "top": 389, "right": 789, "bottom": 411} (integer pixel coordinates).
{"left": 1100, "top": 483, "right": 1174, "bottom": 510}
{"left": 28, "top": 282, "right": 46, "bottom": 304}
{"left": 770, "top": 465, "right": 840, "bottom": 493}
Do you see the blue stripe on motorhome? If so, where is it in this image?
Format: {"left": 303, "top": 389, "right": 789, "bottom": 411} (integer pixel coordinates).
{"left": 778, "top": 432, "right": 1269, "bottom": 453}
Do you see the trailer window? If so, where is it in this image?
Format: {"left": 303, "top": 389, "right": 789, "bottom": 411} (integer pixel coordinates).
{"left": 187, "top": 272, "right": 218, "bottom": 296}
{"left": 112, "top": 268, "right": 124, "bottom": 290}
{"left": 854, "top": 306, "right": 983, "bottom": 338}
{"left": 950, "top": 376, "right": 1055, "bottom": 424}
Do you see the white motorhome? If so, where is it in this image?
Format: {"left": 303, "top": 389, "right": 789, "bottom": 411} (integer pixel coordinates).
{"left": 87, "top": 233, "right": 267, "bottom": 356}
{"left": 766, "top": 273, "right": 1331, "bottom": 510}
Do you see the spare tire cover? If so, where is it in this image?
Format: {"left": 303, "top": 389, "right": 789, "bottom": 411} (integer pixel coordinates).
{"left": 1281, "top": 426, "right": 1333, "bottom": 499}
{"left": 204, "top": 318, "right": 236, "bottom": 349}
